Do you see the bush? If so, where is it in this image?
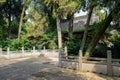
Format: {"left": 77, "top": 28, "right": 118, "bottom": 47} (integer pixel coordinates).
{"left": 1, "top": 33, "right": 57, "bottom": 51}
{"left": 92, "top": 43, "right": 107, "bottom": 58}
{"left": 63, "top": 35, "right": 81, "bottom": 56}
{"left": 92, "top": 32, "right": 120, "bottom": 59}
{"left": 1, "top": 38, "right": 34, "bottom": 51}
{"left": 110, "top": 32, "right": 120, "bottom": 59}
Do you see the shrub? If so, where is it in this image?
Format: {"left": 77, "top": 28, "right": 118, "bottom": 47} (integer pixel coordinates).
{"left": 1, "top": 33, "right": 57, "bottom": 51}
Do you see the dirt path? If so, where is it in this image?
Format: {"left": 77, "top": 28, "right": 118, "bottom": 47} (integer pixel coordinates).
{"left": 0, "top": 57, "right": 119, "bottom": 80}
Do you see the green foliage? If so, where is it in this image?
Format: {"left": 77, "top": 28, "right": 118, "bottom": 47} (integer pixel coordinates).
{"left": 48, "top": 16, "right": 56, "bottom": 32}
{"left": 95, "top": 7, "right": 106, "bottom": 21}
{"left": 44, "top": 0, "right": 81, "bottom": 16}
{"left": 92, "top": 31, "right": 120, "bottom": 59}
{"left": 62, "top": 27, "right": 85, "bottom": 33}
{"left": 63, "top": 35, "right": 81, "bottom": 56}
{"left": 63, "top": 35, "right": 91, "bottom": 56}
{"left": 1, "top": 38, "right": 34, "bottom": 51}
{"left": 92, "top": 43, "right": 107, "bottom": 58}
{"left": 40, "top": 33, "right": 57, "bottom": 49}
{"left": 11, "top": 19, "right": 19, "bottom": 35}
{"left": 0, "top": 15, "right": 7, "bottom": 39}
{"left": 24, "top": 1, "right": 49, "bottom": 37}
{"left": 0, "top": 0, "right": 24, "bottom": 38}
{"left": 1, "top": 32, "right": 57, "bottom": 51}
{"left": 0, "top": 0, "right": 120, "bottom": 59}
{"left": 110, "top": 32, "right": 120, "bottom": 59}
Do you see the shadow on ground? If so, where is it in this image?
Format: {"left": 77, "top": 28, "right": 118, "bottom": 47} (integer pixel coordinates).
{"left": 0, "top": 57, "right": 87, "bottom": 80}
{"left": 0, "top": 57, "right": 120, "bottom": 80}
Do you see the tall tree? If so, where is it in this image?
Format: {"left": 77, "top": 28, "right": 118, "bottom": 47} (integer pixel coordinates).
{"left": 18, "top": 0, "right": 28, "bottom": 38}
{"left": 45, "top": 0, "right": 81, "bottom": 48}
{"left": 80, "top": 0, "right": 112, "bottom": 52}
{"left": 85, "top": 1, "right": 120, "bottom": 57}
{"left": 67, "top": 13, "right": 74, "bottom": 36}
{"left": 80, "top": 0, "right": 98, "bottom": 51}
{"left": 80, "top": 6, "right": 94, "bottom": 51}
{"left": 0, "top": 0, "right": 23, "bottom": 38}
{"left": 25, "top": 1, "right": 49, "bottom": 38}
{"left": 7, "top": 0, "right": 12, "bottom": 38}
{"left": 67, "top": 0, "right": 81, "bottom": 36}
{"left": 56, "top": 9, "right": 62, "bottom": 48}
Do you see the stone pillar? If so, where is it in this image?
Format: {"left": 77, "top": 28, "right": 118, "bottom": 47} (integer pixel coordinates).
{"left": 64, "top": 46, "right": 68, "bottom": 57}
{"left": 78, "top": 50, "right": 82, "bottom": 71}
{"left": 7, "top": 47, "right": 10, "bottom": 59}
{"left": 58, "top": 49, "right": 62, "bottom": 67}
{"left": 33, "top": 46, "right": 35, "bottom": 54}
{"left": 43, "top": 46, "right": 46, "bottom": 53}
{"left": 107, "top": 50, "right": 112, "bottom": 76}
{"left": 22, "top": 47, "right": 24, "bottom": 57}
{"left": 0, "top": 48, "right": 2, "bottom": 56}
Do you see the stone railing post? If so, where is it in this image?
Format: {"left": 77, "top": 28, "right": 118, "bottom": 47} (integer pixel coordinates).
{"left": 64, "top": 46, "right": 68, "bottom": 57}
{"left": 7, "top": 47, "right": 10, "bottom": 59}
{"left": 43, "top": 46, "right": 46, "bottom": 52}
{"left": 33, "top": 46, "right": 35, "bottom": 54}
{"left": 107, "top": 50, "right": 112, "bottom": 76}
{"left": 78, "top": 50, "right": 82, "bottom": 71}
{"left": 22, "top": 47, "right": 24, "bottom": 57}
{"left": 58, "top": 49, "right": 62, "bottom": 67}
{"left": 0, "top": 48, "right": 2, "bottom": 56}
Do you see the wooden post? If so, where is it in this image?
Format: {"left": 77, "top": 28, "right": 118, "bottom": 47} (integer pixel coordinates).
{"left": 107, "top": 50, "right": 112, "bottom": 76}
{"left": 64, "top": 46, "right": 68, "bottom": 59}
{"left": 33, "top": 46, "right": 35, "bottom": 54}
{"left": 78, "top": 50, "right": 82, "bottom": 71}
{"left": 7, "top": 47, "right": 10, "bottom": 59}
{"left": 22, "top": 47, "right": 24, "bottom": 57}
{"left": 58, "top": 49, "right": 62, "bottom": 67}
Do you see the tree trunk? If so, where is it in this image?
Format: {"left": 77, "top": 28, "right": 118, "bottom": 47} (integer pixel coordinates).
{"left": 85, "top": 12, "right": 113, "bottom": 57}
{"left": 56, "top": 11, "right": 62, "bottom": 48}
{"left": 7, "top": 0, "right": 11, "bottom": 38}
{"left": 85, "top": 3, "right": 120, "bottom": 57}
{"left": 80, "top": 6, "right": 94, "bottom": 51}
{"left": 18, "top": 0, "right": 26, "bottom": 38}
{"left": 68, "top": 13, "right": 74, "bottom": 36}
{"left": 8, "top": 16, "right": 11, "bottom": 38}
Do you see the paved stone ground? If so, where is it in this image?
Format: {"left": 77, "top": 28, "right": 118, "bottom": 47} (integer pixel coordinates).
{"left": 0, "top": 57, "right": 120, "bottom": 80}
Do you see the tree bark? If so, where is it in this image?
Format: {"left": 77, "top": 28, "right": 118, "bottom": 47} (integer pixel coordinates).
{"left": 56, "top": 11, "right": 62, "bottom": 48}
{"left": 8, "top": 15, "right": 12, "bottom": 38}
{"left": 84, "top": 4, "right": 120, "bottom": 57}
{"left": 18, "top": 0, "right": 26, "bottom": 38}
{"left": 7, "top": 0, "right": 11, "bottom": 38}
{"left": 68, "top": 13, "right": 74, "bottom": 37}
{"left": 80, "top": 6, "right": 94, "bottom": 51}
